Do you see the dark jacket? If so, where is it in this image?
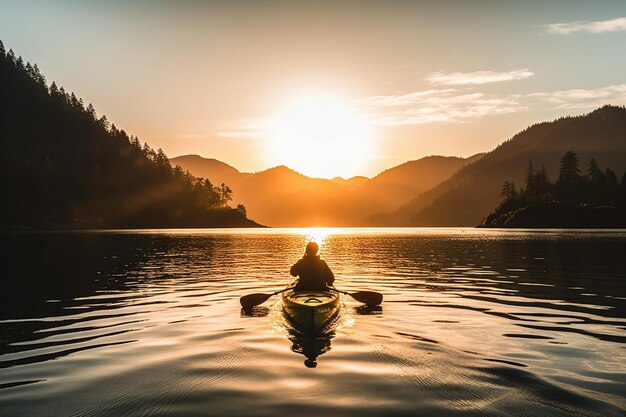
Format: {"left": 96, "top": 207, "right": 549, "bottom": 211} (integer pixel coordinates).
{"left": 290, "top": 255, "right": 335, "bottom": 291}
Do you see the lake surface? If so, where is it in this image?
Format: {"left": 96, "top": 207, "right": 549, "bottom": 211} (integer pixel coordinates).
{"left": 1, "top": 228, "right": 625, "bottom": 416}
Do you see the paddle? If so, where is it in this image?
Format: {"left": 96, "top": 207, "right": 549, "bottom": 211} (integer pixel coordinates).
{"left": 240, "top": 287, "right": 291, "bottom": 309}
{"left": 332, "top": 288, "right": 383, "bottom": 306}
{"left": 241, "top": 286, "right": 383, "bottom": 309}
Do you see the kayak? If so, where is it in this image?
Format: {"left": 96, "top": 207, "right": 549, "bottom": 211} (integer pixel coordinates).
{"left": 282, "top": 289, "right": 341, "bottom": 333}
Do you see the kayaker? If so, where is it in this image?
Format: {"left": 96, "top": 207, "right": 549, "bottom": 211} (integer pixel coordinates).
{"left": 290, "top": 242, "right": 335, "bottom": 291}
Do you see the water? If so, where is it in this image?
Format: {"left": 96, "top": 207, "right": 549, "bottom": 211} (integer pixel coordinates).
{"left": 1, "top": 228, "right": 625, "bottom": 416}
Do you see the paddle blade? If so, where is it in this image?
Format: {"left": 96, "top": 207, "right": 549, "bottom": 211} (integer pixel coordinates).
{"left": 240, "top": 293, "right": 273, "bottom": 309}
{"left": 349, "top": 291, "right": 383, "bottom": 306}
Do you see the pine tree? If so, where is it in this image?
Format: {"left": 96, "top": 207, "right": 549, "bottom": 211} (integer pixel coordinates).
{"left": 25, "top": 62, "right": 34, "bottom": 78}
{"left": 587, "top": 158, "right": 602, "bottom": 182}
{"left": 32, "top": 64, "right": 46, "bottom": 86}
{"left": 142, "top": 142, "right": 152, "bottom": 157}
{"left": 536, "top": 165, "right": 551, "bottom": 199}
{"left": 558, "top": 151, "right": 581, "bottom": 187}
{"left": 525, "top": 161, "right": 534, "bottom": 192}
{"left": 220, "top": 183, "right": 233, "bottom": 206}
{"left": 86, "top": 103, "right": 96, "bottom": 119}
{"left": 0, "top": 40, "right": 251, "bottom": 228}
{"left": 98, "top": 115, "right": 110, "bottom": 131}
{"left": 70, "top": 93, "right": 80, "bottom": 109}
{"left": 500, "top": 181, "right": 515, "bottom": 201}
{"left": 49, "top": 81, "right": 59, "bottom": 96}
{"left": 556, "top": 151, "right": 581, "bottom": 203}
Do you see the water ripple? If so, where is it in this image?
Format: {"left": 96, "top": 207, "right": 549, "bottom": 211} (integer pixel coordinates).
{"left": 0, "top": 228, "right": 625, "bottom": 416}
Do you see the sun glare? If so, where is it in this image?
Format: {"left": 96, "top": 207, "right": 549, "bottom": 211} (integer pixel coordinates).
{"left": 298, "top": 227, "right": 341, "bottom": 248}
{"left": 269, "top": 94, "right": 373, "bottom": 179}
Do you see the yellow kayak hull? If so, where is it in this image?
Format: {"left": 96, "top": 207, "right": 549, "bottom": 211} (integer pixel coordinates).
{"left": 282, "top": 289, "right": 340, "bottom": 333}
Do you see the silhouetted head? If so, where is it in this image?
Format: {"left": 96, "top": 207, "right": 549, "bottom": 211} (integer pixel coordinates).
{"left": 305, "top": 241, "right": 319, "bottom": 256}
{"left": 304, "top": 358, "right": 317, "bottom": 368}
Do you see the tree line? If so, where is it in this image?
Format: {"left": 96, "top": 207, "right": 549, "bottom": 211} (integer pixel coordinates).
{"left": 499, "top": 151, "right": 626, "bottom": 209}
{"left": 481, "top": 150, "right": 626, "bottom": 227}
{"left": 0, "top": 40, "right": 253, "bottom": 228}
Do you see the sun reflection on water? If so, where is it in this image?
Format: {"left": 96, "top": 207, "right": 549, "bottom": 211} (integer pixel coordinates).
{"left": 295, "top": 227, "right": 344, "bottom": 253}
{"left": 264, "top": 292, "right": 355, "bottom": 368}
{"left": 4, "top": 230, "right": 626, "bottom": 416}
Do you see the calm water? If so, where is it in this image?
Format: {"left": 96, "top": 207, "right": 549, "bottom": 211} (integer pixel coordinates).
{"left": 1, "top": 228, "right": 625, "bottom": 416}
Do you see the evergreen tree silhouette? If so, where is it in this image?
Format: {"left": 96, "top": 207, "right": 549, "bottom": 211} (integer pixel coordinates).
{"left": 0, "top": 40, "right": 252, "bottom": 229}
{"left": 486, "top": 151, "right": 625, "bottom": 227}
{"left": 556, "top": 151, "right": 581, "bottom": 204}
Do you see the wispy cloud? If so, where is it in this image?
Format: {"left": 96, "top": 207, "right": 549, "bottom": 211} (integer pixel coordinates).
{"left": 358, "top": 83, "right": 626, "bottom": 127}
{"left": 426, "top": 69, "right": 534, "bottom": 86}
{"left": 217, "top": 83, "right": 626, "bottom": 132}
{"left": 215, "top": 126, "right": 268, "bottom": 140}
{"left": 358, "top": 89, "right": 525, "bottom": 126}
{"left": 530, "top": 84, "right": 626, "bottom": 110}
{"left": 545, "top": 17, "right": 626, "bottom": 34}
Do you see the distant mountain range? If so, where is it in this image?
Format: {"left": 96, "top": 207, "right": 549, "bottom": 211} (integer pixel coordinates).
{"left": 170, "top": 154, "right": 483, "bottom": 226}
{"left": 383, "top": 105, "right": 626, "bottom": 226}
{"left": 7, "top": 36, "right": 624, "bottom": 229}
{"left": 173, "top": 105, "right": 626, "bottom": 227}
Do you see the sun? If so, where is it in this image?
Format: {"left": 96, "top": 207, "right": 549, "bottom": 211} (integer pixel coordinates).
{"left": 268, "top": 94, "right": 373, "bottom": 179}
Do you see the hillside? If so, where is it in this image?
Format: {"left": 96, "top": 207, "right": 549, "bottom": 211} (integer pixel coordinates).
{"left": 172, "top": 153, "right": 479, "bottom": 226}
{"left": 353, "top": 154, "right": 484, "bottom": 216}
{"left": 380, "top": 106, "right": 626, "bottom": 226}
{"left": 0, "top": 42, "right": 259, "bottom": 229}
{"left": 169, "top": 159, "right": 350, "bottom": 226}
{"left": 331, "top": 176, "right": 369, "bottom": 188}
{"left": 169, "top": 155, "right": 244, "bottom": 186}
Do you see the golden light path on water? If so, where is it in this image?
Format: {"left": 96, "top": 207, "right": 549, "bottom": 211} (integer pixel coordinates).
{"left": 297, "top": 227, "right": 340, "bottom": 249}
{"left": 1, "top": 228, "right": 625, "bottom": 417}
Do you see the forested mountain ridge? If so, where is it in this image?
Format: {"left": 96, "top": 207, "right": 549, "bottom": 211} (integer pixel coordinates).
{"left": 0, "top": 41, "right": 259, "bottom": 229}
{"left": 169, "top": 155, "right": 245, "bottom": 187}
{"left": 353, "top": 154, "right": 484, "bottom": 216}
{"left": 377, "top": 105, "right": 626, "bottom": 226}
{"left": 480, "top": 151, "right": 626, "bottom": 228}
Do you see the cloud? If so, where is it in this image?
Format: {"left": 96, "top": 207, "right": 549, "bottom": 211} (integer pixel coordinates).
{"left": 218, "top": 84, "right": 626, "bottom": 133}
{"left": 358, "top": 89, "right": 525, "bottom": 126}
{"left": 215, "top": 128, "right": 268, "bottom": 140}
{"left": 545, "top": 17, "right": 626, "bottom": 34}
{"left": 358, "top": 83, "right": 626, "bottom": 127}
{"left": 215, "top": 121, "right": 270, "bottom": 140}
{"left": 530, "top": 84, "right": 626, "bottom": 110}
{"left": 426, "top": 69, "right": 534, "bottom": 85}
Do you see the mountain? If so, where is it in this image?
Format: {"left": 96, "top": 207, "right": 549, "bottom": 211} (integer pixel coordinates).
{"left": 331, "top": 176, "right": 369, "bottom": 188}
{"left": 171, "top": 154, "right": 479, "bottom": 226}
{"left": 169, "top": 159, "right": 349, "bottom": 226}
{"left": 169, "top": 154, "right": 244, "bottom": 186}
{"left": 0, "top": 42, "right": 259, "bottom": 229}
{"left": 379, "top": 105, "right": 626, "bottom": 226}
{"left": 353, "top": 154, "right": 484, "bottom": 215}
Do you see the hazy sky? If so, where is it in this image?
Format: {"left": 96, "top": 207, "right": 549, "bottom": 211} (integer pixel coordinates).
{"left": 1, "top": 0, "right": 626, "bottom": 177}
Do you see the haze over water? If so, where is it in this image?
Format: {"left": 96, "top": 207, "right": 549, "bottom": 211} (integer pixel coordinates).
{"left": 1, "top": 228, "right": 625, "bottom": 416}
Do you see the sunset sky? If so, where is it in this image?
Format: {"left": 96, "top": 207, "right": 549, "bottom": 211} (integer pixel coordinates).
{"left": 2, "top": 0, "right": 626, "bottom": 178}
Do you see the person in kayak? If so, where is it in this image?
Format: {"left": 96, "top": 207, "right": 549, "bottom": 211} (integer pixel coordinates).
{"left": 290, "top": 241, "right": 335, "bottom": 291}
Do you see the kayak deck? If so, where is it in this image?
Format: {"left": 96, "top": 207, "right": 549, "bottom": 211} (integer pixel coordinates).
{"left": 281, "top": 289, "right": 340, "bottom": 333}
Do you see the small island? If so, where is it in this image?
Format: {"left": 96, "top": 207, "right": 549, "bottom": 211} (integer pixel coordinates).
{"left": 480, "top": 151, "right": 626, "bottom": 228}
